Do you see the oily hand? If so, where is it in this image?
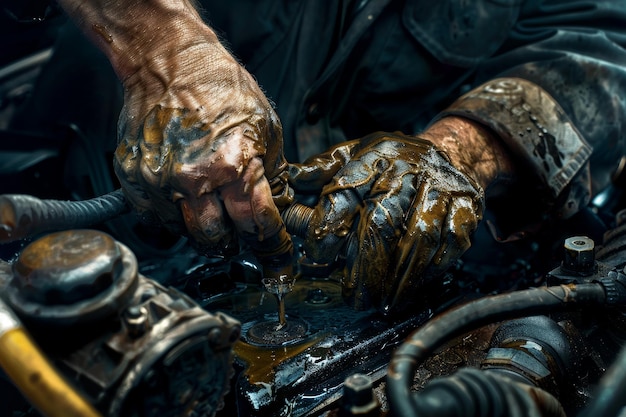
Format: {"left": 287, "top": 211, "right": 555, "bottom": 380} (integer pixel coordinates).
{"left": 289, "top": 132, "right": 484, "bottom": 312}
{"left": 114, "top": 37, "right": 292, "bottom": 262}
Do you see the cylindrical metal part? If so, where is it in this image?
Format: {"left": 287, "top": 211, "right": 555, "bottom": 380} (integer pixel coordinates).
{"left": 13, "top": 229, "right": 122, "bottom": 305}
{"left": 122, "top": 305, "right": 149, "bottom": 338}
{"left": 281, "top": 203, "right": 314, "bottom": 238}
{"left": 562, "top": 236, "right": 595, "bottom": 276}
{"left": 5, "top": 229, "right": 138, "bottom": 328}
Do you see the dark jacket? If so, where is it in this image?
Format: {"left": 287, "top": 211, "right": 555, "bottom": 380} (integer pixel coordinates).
{"left": 203, "top": 0, "right": 626, "bottom": 202}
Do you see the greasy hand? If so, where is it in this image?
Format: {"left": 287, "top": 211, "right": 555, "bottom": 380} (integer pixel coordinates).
{"left": 289, "top": 131, "right": 485, "bottom": 312}
{"left": 113, "top": 22, "right": 293, "bottom": 264}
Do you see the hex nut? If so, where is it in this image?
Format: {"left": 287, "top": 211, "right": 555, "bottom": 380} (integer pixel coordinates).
{"left": 562, "top": 236, "right": 595, "bottom": 276}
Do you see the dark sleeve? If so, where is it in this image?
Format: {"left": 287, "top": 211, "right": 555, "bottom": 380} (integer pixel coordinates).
{"left": 424, "top": 0, "right": 626, "bottom": 235}
{"left": 474, "top": 0, "right": 626, "bottom": 197}
{"left": 420, "top": 0, "right": 626, "bottom": 238}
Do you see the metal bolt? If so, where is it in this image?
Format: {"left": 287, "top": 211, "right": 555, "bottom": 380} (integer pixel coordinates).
{"left": 124, "top": 305, "right": 149, "bottom": 338}
{"left": 342, "top": 373, "right": 379, "bottom": 416}
{"left": 562, "top": 236, "right": 595, "bottom": 276}
{"left": 208, "top": 328, "right": 222, "bottom": 348}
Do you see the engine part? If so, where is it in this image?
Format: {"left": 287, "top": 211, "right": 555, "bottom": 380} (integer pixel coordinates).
{"left": 0, "top": 296, "right": 102, "bottom": 417}
{"left": 385, "top": 280, "right": 623, "bottom": 417}
{"left": 481, "top": 316, "right": 577, "bottom": 401}
{"left": 5, "top": 197, "right": 626, "bottom": 417}
{"left": 1, "top": 229, "right": 241, "bottom": 417}
{"left": 561, "top": 236, "right": 596, "bottom": 276}
{"left": 201, "top": 254, "right": 432, "bottom": 417}
{"left": 339, "top": 373, "right": 380, "bottom": 417}
{"left": 399, "top": 367, "right": 565, "bottom": 417}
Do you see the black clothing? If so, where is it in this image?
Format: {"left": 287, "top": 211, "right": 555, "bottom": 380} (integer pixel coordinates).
{"left": 202, "top": 0, "right": 626, "bottom": 199}
{"left": 6, "top": 0, "right": 626, "bottom": 245}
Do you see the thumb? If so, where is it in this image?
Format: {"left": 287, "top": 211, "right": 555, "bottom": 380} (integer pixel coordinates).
{"left": 288, "top": 139, "right": 361, "bottom": 194}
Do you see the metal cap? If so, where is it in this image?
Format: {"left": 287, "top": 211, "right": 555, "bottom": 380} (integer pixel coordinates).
{"left": 13, "top": 229, "right": 122, "bottom": 305}
{"left": 6, "top": 229, "right": 139, "bottom": 326}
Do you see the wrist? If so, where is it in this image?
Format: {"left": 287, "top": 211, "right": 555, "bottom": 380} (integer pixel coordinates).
{"left": 420, "top": 116, "right": 516, "bottom": 193}
{"left": 437, "top": 78, "right": 592, "bottom": 199}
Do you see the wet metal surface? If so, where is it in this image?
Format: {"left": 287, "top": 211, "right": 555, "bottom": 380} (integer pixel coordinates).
{"left": 246, "top": 317, "right": 309, "bottom": 346}
{"left": 204, "top": 275, "right": 431, "bottom": 416}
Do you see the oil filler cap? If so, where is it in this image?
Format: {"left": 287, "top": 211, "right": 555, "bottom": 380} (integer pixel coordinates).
{"left": 6, "top": 229, "right": 138, "bottom": 326}
{"left": 13, "top": 229, "right": 121, "bottom": 304}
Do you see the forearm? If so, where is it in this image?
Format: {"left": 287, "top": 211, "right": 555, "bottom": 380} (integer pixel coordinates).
{"left": 57, "top": 0, "right": 270, "bottom": 145}
{"left": 56, "top": 0, "right": 217, "bottom": 82}
{"left": 475, "top": 0, "right": 626, "bottom": 196}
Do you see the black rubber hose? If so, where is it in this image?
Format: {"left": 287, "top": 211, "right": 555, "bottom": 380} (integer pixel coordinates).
{"left": 0, "top": 189, "right": 129, "bottom": 243}
{"left": 386, "top": 283, "right": 608, "bottom": 417}
{"left": 407, "top": 367, "right": 565, "bottom": 417}
{"left": 0, "top": 187, "right": 314, "bottom": 245}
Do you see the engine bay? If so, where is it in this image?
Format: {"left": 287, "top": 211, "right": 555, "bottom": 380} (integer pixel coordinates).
{"left": 2, "top": 10, "right": 626, "bottom": 417}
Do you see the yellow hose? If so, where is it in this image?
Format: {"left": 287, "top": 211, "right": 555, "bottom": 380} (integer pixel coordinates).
{"left": 0, "top": 299, "right": 102, "bottom": 417}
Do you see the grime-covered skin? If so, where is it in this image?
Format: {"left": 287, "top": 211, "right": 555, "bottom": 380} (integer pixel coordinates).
{"left": 56, "top": 0, "right": 517, "bottom": 310}
{"left": 289, "top": 116, "right": 515, "bottom": 312}
{"left": 56, "top": 0, "right": 293, "bottom": 268}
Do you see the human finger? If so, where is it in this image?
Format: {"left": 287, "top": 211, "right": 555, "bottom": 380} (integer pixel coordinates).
{"left": 341, "top": 169, "right": 418, "bottom": 309}
{"left": 178, "top": 192, "right": 237, "bottom": 257}
{"left": 426, "top": 196, "right": 479, "bottom": 278}
{"left": 221, "top": 157, "right": 293, "bottom": 274}
{"left": 114, "top": 156, "right": 189, "bottom": 239}
{"left": 343, "top": 198, "right": 414, "bottom": 309}
{"left": 288, "top": 140, "right": 361, "bottom": 194}
{"left": 385, "top": 176, "right": 451, "bottom": 311}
